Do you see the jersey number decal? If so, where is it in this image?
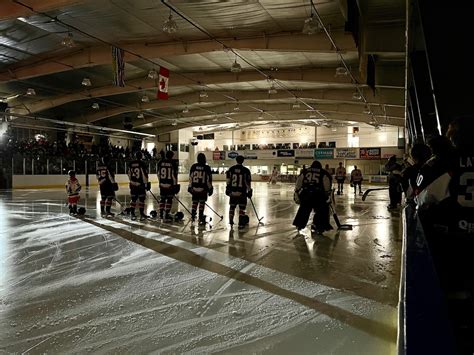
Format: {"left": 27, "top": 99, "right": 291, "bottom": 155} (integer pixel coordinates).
{"left": 192, "top": 171, "right": 204, "bottom": 183}
{"left": 160, "top": 167, "right": 172, "bottom": 180}
{"left": 132, "top": 167, "right": 141, "bottom": 179}
{"left": 458, "top": 172, "right": 474, "bottom": 207}
{"left": 305, "top": 172, "right": 319, "bottom": 183}
{"left": 231, "top": 174, "right": 243, "bottom": 187}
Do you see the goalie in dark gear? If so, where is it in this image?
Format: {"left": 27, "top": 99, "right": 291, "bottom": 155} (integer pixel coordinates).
{"left": 188, "top": 153, "right": 213, "bottom": 223}
{"left": 292, "top": 160, "right": 333, "bottom": 233}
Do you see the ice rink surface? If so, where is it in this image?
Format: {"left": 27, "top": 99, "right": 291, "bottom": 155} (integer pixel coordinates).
{"left": 0, "top": 182, "right": 401, "bottom": 354}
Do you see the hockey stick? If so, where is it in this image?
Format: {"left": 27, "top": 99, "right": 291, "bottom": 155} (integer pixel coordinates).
{"left": 249, "top": 197, "right": 264, "bottom": 224}
{"left": 172, "top": 195, "right": 193, "bottom": 215}
{"left": 361, "top": 188, "right": 389, "bottom": 201}
{"left": 113, "top": 198, "right": 127, "bottom": 215}
{"left": 205, "top": 202, "right": 224, "bottom": 220}
{"left": 329, "top": 203, "right": 352, "bottom": 230}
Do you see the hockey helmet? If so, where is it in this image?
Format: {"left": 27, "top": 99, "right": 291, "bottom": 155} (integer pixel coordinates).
{"left": 68, "top": 170, "right": 76, "bottom": 177}
{"left": 150, "top": 210, "right": 158, "bottom": 218}
{"left": 174, "top": 211, "right": 185, "bottom": 221}
{"left": 77, "top": 207, "right": 86, "bottom": 215}
{"left": 197, "top": 153, "right": 206, "bottom": 164}
{"left": 135, "top": 150, "right": 143, "bottom": 160}
{"left": 238, "top": 214, "right": 249, "bottom": 225}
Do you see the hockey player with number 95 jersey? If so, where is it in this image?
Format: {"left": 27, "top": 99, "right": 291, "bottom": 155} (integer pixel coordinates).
{"left": 188, "top": 153, "right": 213, "bottom": 223}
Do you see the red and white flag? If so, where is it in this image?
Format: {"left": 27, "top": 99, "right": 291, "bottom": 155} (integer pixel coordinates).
{"left": 157, "top": 67, "right": 169, "bottom": 100}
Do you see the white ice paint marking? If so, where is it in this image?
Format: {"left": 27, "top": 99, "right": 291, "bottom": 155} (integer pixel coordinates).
{"left": 20, "top": 335, "right": 52, "bottom": 354}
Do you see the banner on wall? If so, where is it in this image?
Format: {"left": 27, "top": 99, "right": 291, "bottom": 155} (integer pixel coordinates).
{"left": 335, "top": 148, "right": 358, "bottom": 159}
{"left": 243, "top": 151, "right": 258, "bottom": 159}
{"left": 381, "top": 147, "right": 404, "bottom": 158}
{"left": 277, "top": 149, "right": 295, "bottom": 157}
{"left": 359, "top": 147, "right": 381, "bottom": 159}
{"left": 212, "top": 151, "right": 225, "bottom": 160}
{"left": 295, "top": 148, "right": 314, "bottom": 159}
{"left": 227, "top": 151, "right": 239, "bottom": 159}
{"left": 314, "top": 148, "right": 334, "bottom": 160}
{"left": 258, "top": 150, "right": 278, "bottom": 159}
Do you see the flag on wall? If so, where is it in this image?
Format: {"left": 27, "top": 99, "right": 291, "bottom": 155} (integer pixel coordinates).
{"left": 157, "top": 67, "right": 169, "bottom": 100}
{"left": 112, "top": 46, "right": 125, "bottom": 87}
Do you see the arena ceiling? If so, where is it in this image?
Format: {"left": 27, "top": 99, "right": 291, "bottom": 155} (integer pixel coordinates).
{"left": 0, "top": 0, "right": 406, "bottom": 137}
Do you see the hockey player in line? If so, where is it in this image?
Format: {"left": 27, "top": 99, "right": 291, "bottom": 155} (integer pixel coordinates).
{"left": 188, "top": 153, "right": 214, "bottom": 224}
{"left": 66, "top": 170, "right": 81, "bottom": 215}
{"left": 96, "top": 157, "right": 118, "bottom": 217}
{"left": 157, "top": 150, "right": 179, "bottom": 222}
{"left": 127, "top": 151, "right": 150, "bottom": 221}
{"left": 292, "top": 160, "right": 333, "bottom": 234}
{"left": 226, "top": 155, "right": 252, "bottom": 228}
{"left": 350, "top": 165, "right": 363, "bottom": 195}
{"left": 335, "top": 162, "right": 346, "bottom": 195}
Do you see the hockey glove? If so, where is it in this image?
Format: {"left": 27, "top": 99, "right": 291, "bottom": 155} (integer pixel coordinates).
{"left": 174, "top": 184, "right": 181, "bottom": 194}
{"left": 208, "top": 187, "right": 214, "bottom": 196}
{"left": 146, "top": 182, "right": 151, "bottom": 191}
{"left": 247, "top": 188, "right": 253, "bottom": 199}
{"left": 225, "top": 187, "right": 232, "bottom": 196}
{"left": 187, "top": 186, "right": 193, "bottom": 194}
{"left": 293, "top": 191, "right": 300, "bottom": 205}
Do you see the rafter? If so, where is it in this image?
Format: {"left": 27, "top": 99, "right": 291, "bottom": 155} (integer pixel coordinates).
{"left": 0, "top": 0, "right": 84, "bottom": 21}
{"left": 0, "top": 32, "right": 356, "bottom": 82}
{"left": 63, "top": 85, "right": 403, "bottom": 125}
{"left": 128, "top": 102, "right": 404, "bottom": 129}
{"left": 12, "top": 66, "right": 405, "bottom": 117}
{"left": 139, "top": 110, "right": 404, "bottom": 135}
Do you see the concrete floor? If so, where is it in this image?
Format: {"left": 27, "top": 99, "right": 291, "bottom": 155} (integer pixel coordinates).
{"left": 0, "top": 182, "right": 401, "bottom": 354}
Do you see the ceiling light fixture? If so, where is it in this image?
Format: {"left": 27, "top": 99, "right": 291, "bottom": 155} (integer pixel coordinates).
{"left": 26, "top": 88, "right": 36, "bottom": 96}
{"left": 199, "top": 90, "right": 208, "bottom": 98}
{"left": 302, "top": 13, "right": 320, "bottom": 35}
{"left": 141, "top": 95, "right": 149, "bottom": 103}
{"left": 268, "top": 84, "right": 277, "bottom": 94}
{"left": 352, "top": 91, "right": 362, "bottom": 100}
{"left": 258, "top": 111, "right": 264, "bottom": 119}
{"left": 61, "top": 32, "right": 76, "bottom": 48}
{"left": 230, "top": 58, "right": 242, "bottom": 73}
{"left": 363, "top": 104, "right": 371, "bottom": 114}
{"left": 335, "top": 66, "right": 348, "bottom": 76}
{"left": 233, "top": 101, "right": 240, "bottom": 111}
{"left": 148, "top": 69, "right": 158, "bottom": 79}
{"left": 81, "top": 78, "right": 91, "bottom": 87}
{"left": 137, "top": 113, "right": 144, "bottom": 119}
{"left": 213, "top": 117, "right": 218, "bottom": 122}
{"left": 171, "top": 120, "right": 178, "bottom": 126}
{"left": 162, "top": 11, "right": 178, "bottom": 34}
{"left": 292, "top": 100, "right": 301, "bottom": 109}
{"left": 91, "top": 103, "right": 99, "bottom": 110}
{"left": 183, "top": 106, "right": 189, "bottom": 113}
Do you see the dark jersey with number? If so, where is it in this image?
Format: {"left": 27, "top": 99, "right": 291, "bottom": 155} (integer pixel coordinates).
{"left": 157, "top": 158, "right": 177, "bottom": 188}
{"left": 127, "top": 160, "right": 149, "bottom": 185}
{"left": 226, "top": 164, "right": 251, "bottom": 193}
{"left": 301, "top": 167, "right": 324, "bottom": 191}
{"left": 96, "top": 164, "right": 114, "bottom": 185}
{"left": 189, "top": 163, "right": 212, "bottom": 191}
{"left": 416, "top": 151, "right": 474, "bottom": 234}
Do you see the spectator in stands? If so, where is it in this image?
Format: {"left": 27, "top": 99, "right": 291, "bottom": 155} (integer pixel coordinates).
{"left": 401, "top": 143, "right": 431, "bottom": 204}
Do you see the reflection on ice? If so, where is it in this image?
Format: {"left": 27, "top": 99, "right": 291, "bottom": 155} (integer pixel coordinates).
{"left": 0, "top": 183, "right": 400, "bottom": 354}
